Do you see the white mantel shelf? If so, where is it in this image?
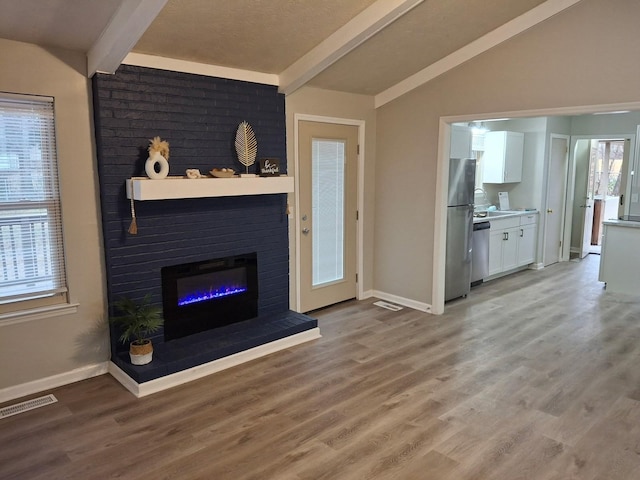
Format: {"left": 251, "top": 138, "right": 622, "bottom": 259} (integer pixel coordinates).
{"left": 126, "top": 176, "right": 294, "bottom": 201}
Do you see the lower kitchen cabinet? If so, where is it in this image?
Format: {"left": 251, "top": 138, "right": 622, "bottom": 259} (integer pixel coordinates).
{"left": 489, "top": 226, "right": 518, "bottom": 276}
{"left": 488, "top": 213, "right": 538, "bottom": 277}
{"left": 517, "top": 223, "right": 536, "bottom": 265}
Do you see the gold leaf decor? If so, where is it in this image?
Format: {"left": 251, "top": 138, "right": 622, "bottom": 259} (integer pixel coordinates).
{"left": 234, "top": 121, "right": 257, "bottom": 174}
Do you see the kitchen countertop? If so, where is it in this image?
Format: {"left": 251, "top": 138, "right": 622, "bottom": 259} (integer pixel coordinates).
{"left": 473, "top": 210, "right": 538, "bottom": 224}
{"left": 603, "top": 218, "right": 640, "bottom": 229}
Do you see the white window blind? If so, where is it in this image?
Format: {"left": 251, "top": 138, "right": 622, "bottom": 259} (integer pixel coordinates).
{"left": 311, "top": 138, "right": 345, "bottom": 286}
{"left": 0, "top": 93, "right": 67, "bottom": 304}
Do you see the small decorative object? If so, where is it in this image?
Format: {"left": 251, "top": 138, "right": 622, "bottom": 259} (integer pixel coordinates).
{"left": 210, "top": 168, "right": 236, "bottom": 178}
{"left": 128, "top": 179, "right": 138, "bottom": 235}
{"left": 259, "top": 158, "right": 280, "bottom": 176}
{"left": 109, "top": 294, "right": 163, "bottom": 366}
{"left": 185, "top": 169, "right": 204, "bottom": 179}
{"left": 145, "top": 136, "right": 170, "bottom": 180}
{"left": 234, "top": 121, "right": 257, "bottom": 177}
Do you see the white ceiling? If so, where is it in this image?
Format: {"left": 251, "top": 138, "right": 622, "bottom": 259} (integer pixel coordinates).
{"left": 0, "top": 0, "right": 580, "bottom": 98}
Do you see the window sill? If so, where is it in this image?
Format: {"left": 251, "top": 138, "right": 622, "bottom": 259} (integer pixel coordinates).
{"left": 0, "top": 302, "right": 80, "bottom": 326}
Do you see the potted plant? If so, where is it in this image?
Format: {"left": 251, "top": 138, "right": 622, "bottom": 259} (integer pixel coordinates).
{"left": 110, "top": 294, "right": 163, "bottom": 365}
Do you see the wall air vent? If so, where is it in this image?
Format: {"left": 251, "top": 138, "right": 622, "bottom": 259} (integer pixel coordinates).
{"left": 0, "top": 394, "right": 57, "bottom": 419}
{"left": 373, "top": 300, "right": 403, "bottom": 311}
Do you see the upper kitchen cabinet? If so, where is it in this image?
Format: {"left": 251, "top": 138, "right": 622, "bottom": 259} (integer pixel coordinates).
{"left": 450, "top": 124, "right": 473, "bottom": 159}
{"left": 482, "top": 131, "right": 524, "bottom": 183}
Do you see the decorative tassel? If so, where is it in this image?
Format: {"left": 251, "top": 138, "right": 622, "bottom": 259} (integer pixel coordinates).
{"left": 128, "top": 179, "right": 138, "bottom": 235}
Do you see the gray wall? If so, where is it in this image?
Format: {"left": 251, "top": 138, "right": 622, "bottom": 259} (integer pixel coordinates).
{"left": 374, "top": 0, "right": 640, "bottom": 306}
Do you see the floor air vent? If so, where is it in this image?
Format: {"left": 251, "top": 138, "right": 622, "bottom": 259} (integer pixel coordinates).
{"left": 373, "top": 300, "right": 403, "bottom": 311}
{"left": 0, "top": 394, "right": 57, "bottom": 419}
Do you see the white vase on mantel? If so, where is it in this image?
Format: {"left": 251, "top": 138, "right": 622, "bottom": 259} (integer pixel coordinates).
{"left": 145, "top": 151, "right": 169, "bottom": 179}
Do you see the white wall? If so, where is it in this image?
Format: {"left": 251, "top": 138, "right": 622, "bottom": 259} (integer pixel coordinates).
{"left": 0, "top": 39, "right": 108, "bottom": 396}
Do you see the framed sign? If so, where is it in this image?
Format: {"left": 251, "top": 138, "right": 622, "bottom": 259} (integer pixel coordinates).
{"left": 259, "top": 158, "right": 280, "bottom": 176}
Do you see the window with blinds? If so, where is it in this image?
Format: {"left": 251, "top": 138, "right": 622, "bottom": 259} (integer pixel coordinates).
{"left": 311, "top": 138, "right": 345, "bottom": 286}
{"left": 0, "top": 93, "right": 67, "bottom": 306}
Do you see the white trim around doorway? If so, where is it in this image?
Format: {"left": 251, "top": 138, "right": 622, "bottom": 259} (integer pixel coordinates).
{"left": 292, "top": 114, "right": 366, "bottom": 312}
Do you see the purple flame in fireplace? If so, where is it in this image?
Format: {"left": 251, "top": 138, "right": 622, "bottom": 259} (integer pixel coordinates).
{"left": 176, "top": 266, "right": 248, "bottom": 307}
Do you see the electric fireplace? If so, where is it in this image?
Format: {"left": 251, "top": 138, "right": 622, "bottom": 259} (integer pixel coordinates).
{"left": 161, "top": 253, "right": 258, "bottom": 341}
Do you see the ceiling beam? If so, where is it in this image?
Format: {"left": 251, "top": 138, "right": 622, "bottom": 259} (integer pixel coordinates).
{"left": 278, "top": 0, "right": 424, "bottom": 96}
{"left": 375, "top": 0, "right": 584, "bottom": 108}
{"left": 87, "top": 0, "right": 168, "bottom": 77}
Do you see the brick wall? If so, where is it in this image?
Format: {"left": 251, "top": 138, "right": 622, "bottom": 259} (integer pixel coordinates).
{"left": 92, "top": 65, "right": 289, "bottom": 354}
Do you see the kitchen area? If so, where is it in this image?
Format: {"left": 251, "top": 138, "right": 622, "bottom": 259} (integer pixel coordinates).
{"left": 445, "top": 124, "right": 540, "bottom": 302}
{"left": 444, "top": 111, "right": 640, "bottom": 304}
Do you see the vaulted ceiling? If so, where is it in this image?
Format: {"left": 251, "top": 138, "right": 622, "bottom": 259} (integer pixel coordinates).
{"left": 0, "top": 0, "right": 583, "bottom": 104}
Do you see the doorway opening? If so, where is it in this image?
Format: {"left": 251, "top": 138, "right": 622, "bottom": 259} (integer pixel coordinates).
{"left": 586, "top": 139, "right": 625, "bottom": 253}
{"left": 571, "top": 137, "right": 628, "bottom": 260}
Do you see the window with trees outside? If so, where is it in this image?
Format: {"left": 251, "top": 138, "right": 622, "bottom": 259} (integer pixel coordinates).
{"left": 0, "top": 93, "right": 68, "bottom": 313}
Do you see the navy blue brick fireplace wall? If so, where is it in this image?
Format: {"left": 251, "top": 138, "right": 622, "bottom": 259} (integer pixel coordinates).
{"left": 92, "top": 65, "right": 289, "bottom": 357}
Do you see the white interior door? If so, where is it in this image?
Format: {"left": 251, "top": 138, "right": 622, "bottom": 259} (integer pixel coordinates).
{"left": 580, "top": 195, "right": 595, "bottom": 258}
{"left": 298, "top": 121, "right": 358, "bottom": 313}
{"left": 571, "top": 139, "right": 592, "bottom": 258}
{"left": 618, "top": 138, "right": 631, "bottom": 219}
{"left": 544, "top": 136, "right": 569, "bottom": 266}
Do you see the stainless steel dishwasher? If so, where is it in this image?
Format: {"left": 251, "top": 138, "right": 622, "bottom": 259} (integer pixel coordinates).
{"left": 471, "top": 221, "right": 490, "bottom": 287}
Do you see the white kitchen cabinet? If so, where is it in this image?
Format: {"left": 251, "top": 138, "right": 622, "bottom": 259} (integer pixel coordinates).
{"left": 488, "top": 216, "right": 520, "bottom": 276}
{"left": 482, "top": 131, "right": 524, "bottom": 183}
{"left": 450, "top": 124, "right": 473, "bottom": 159}
{"left": 488, "top": 229, "right": 504, "bottom": 276}
{"left": 488, "top": 212, "right": 538, "bottom": 277}
{"left": 517, "top": 223, "right": 537, "bottom": 265}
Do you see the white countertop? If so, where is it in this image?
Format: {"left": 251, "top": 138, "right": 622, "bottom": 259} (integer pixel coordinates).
{"left": 603, "top": 219, "right": 640, "bottom": 229}
{"left": 473, "top": 210, "right": 538, "bottom": 223}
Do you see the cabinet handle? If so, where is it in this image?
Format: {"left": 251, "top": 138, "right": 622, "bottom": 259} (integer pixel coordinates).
{"left": 520, "top": 228, "right": 524, "bottom": 237}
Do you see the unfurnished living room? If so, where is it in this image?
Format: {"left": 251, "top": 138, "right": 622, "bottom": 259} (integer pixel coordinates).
{"left": 2, "top": 1, "right": 640, "bottom": 479}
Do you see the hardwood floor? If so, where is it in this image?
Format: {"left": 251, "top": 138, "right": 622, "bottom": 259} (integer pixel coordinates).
{"left": 3, "top": 255, "right": 640, "bottom": 479}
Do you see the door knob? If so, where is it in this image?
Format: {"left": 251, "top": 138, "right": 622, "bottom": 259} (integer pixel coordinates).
{"left": 547, "top": 208, "right": 553, "bottom": 213}
{"left": 302, "top": 228, "right": 310, "bottom": 235}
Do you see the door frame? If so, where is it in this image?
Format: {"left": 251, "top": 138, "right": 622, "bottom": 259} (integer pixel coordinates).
{"left": 434, "top": 101, "right": 640, "bottom": 315}
{"left": 565, "top": 133, "right": 636, "bottom": 261}
{"left": 542, "top": 134, "right": 570, "bottom": 266}
{"left": 292, "top": 114, "right": 365, "bottom": 312}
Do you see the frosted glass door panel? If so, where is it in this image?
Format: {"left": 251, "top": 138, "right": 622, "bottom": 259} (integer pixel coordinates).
{"left": 312, "top": 139, "right": 345, "bottom": 286}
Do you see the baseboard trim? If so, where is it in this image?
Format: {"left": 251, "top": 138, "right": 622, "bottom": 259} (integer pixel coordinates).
{"left": 530, "top": 263, "right": 545, "bottom": 270}
{"left": 109, "top": 328, "right": 321, "bottom": 398}
{"left": 371, "top": 290, "right": 432, "bottom": 313}
{"left": 361, "top": 289, "right": 374, "bottom": 299}
{"left": 0, "top": 362, "right": 109, "bottom": 404}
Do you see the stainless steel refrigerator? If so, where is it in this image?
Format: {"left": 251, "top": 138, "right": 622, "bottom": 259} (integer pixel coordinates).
{"left": 445, "top": 158, "right": 476, "bottom": 301}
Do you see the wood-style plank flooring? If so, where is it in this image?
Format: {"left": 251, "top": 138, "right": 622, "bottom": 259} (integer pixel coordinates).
{"left": 3, "top": 255, "right": 640, "bottom": 479}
